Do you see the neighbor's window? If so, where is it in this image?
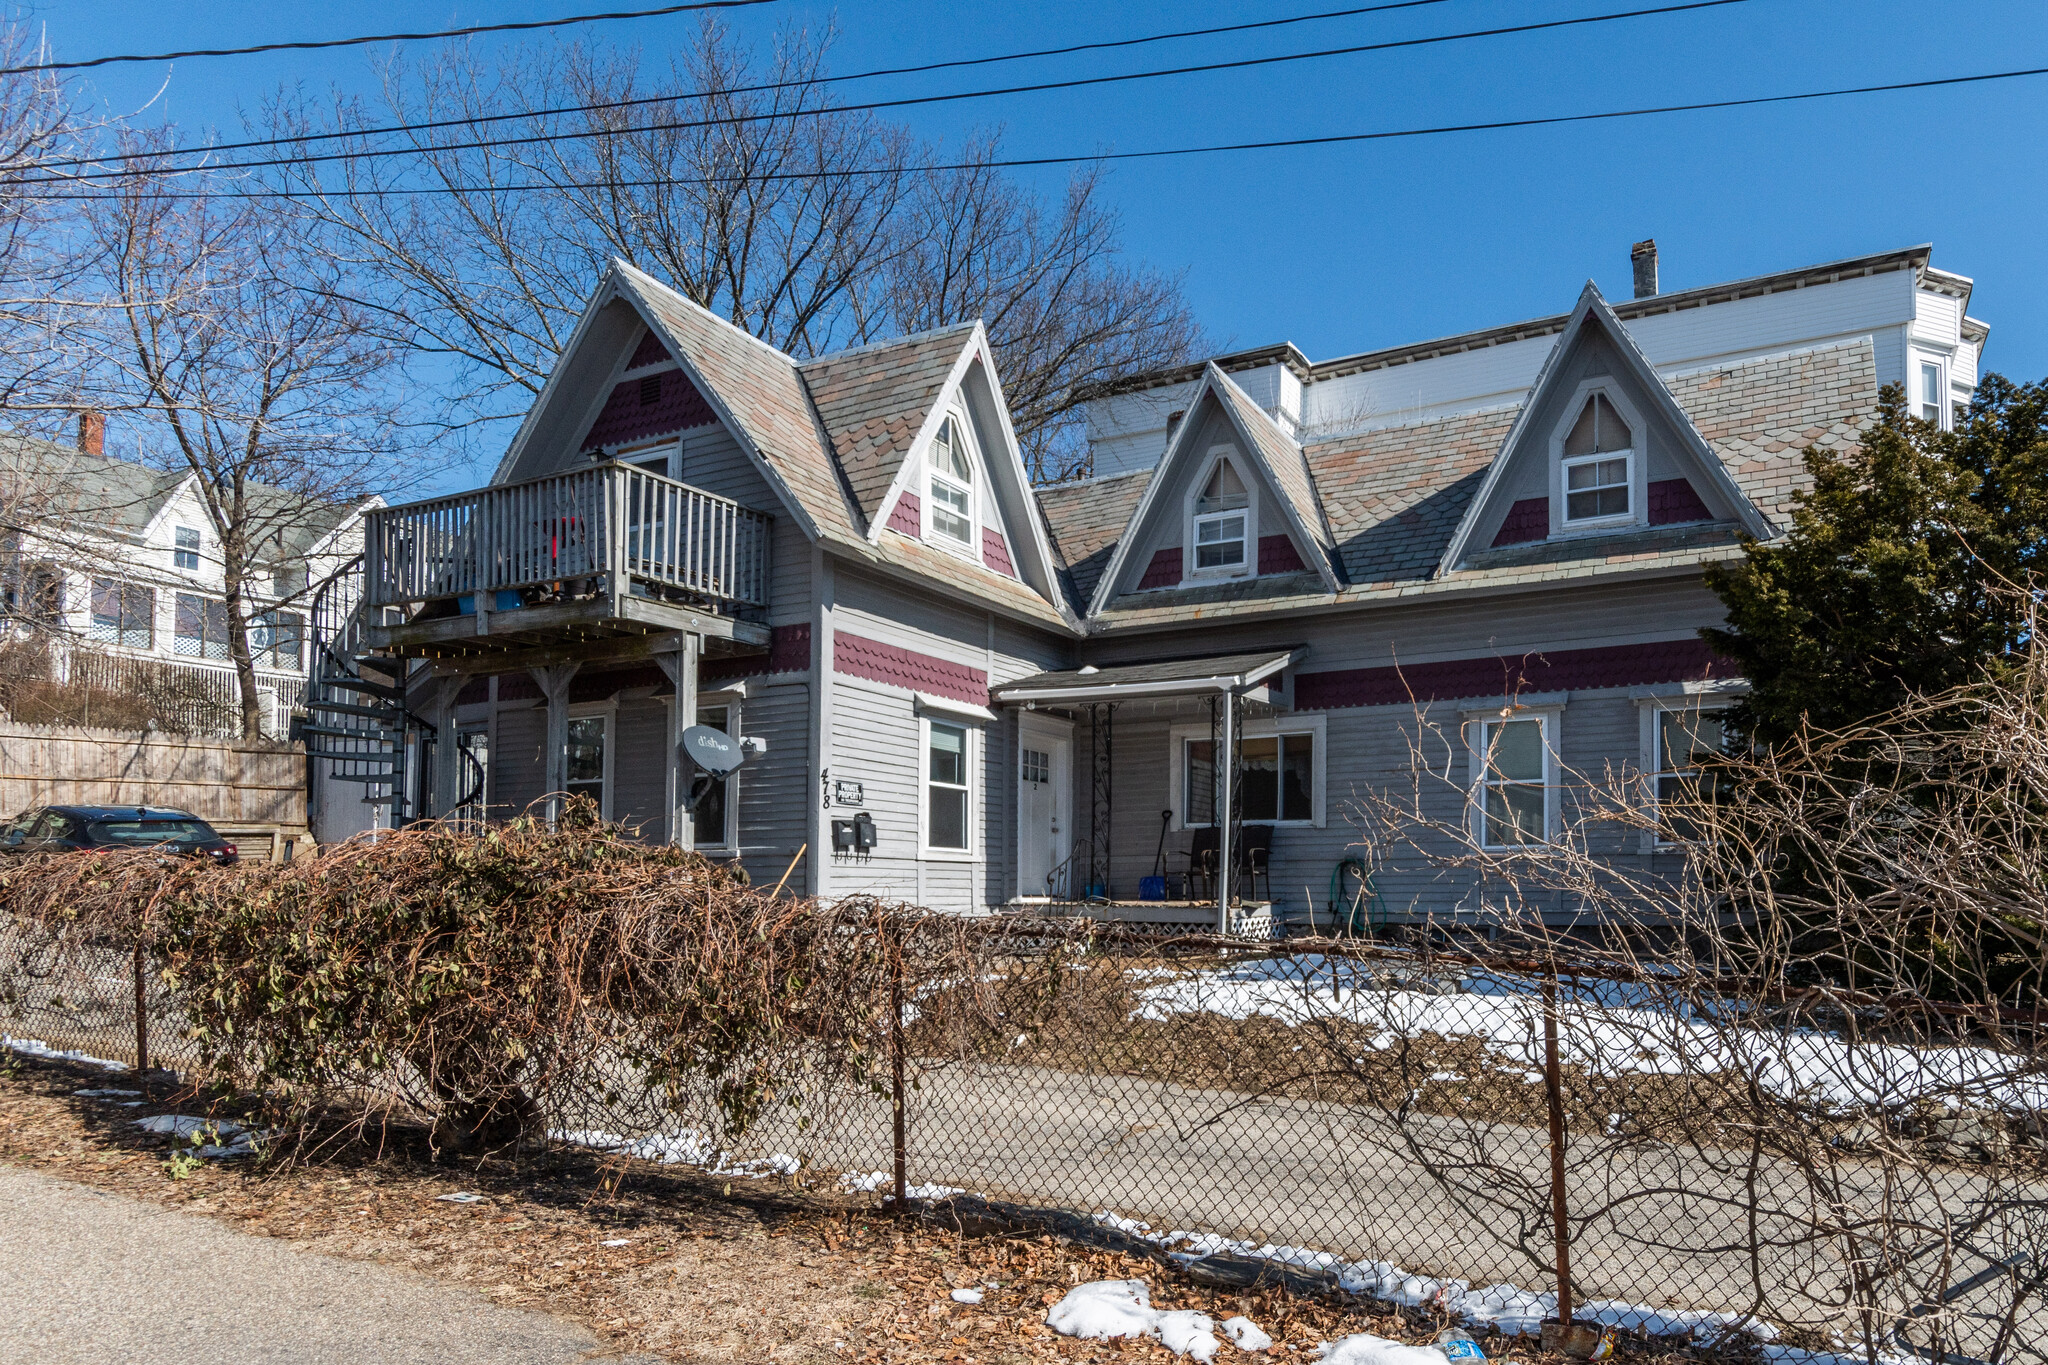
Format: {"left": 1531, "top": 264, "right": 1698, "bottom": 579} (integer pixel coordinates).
{"left": 1192, "top": 458, "right": 1250, "bottom": 573}
{"left": 1183, "top": 732, "right": 1315, "bottom": 825}
{"left": 173, "top": 593, "right": 231, "bottom": 660}
{"left": 270, "top": 565, "right": 307, "bottom": 598}
{"left": 1919, "top": 361, "right": 1946, "bottom": 426}
{"left": 926, "top": 720, "right": 970, "bottom": 851}
{"left": 1473, "top": 715, "right": 1551, "bottom": 848}
{"left": 928, "top": 417, "right": 974, "bottom": 546}
{"left": 1561, "top": 394, "right": 1632, "bottom": 524}
{"left": 90, "top": 579, "right": 154, "bottom": 649}
{"left": 565, "top": 714, "right": 607, "bottom": 813}
{"left": 249, "top": 609, "right": 304, "bottom": 671}
{"left": 695, "top": 703, "right": 736, "bottom": 849}
{"left": 174, "top": 526, "right": 201, "bottom": 571}
{"left": 1652, "top": 705, "right": 1726, "bottom": 842}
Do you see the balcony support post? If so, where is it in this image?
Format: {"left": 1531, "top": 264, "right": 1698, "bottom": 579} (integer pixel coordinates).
{"left": 528, "top": 662, "right": 580, "bottom": 828}
{"left": 657, "top": 633, "right": 701, "bottom": 850}
{"left": 422, "top": 676, "right": 464, "bottom": 820}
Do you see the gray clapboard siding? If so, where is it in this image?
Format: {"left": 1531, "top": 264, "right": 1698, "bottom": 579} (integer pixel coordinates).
{"left": 490, "top": 705, "right": 546, "bottom": 820}
{"left": 612, "top": 698, "right": 668, "bottom": 838}
{"left": 825, "top": 677, "right": 926, "bottom": 901}
{"left": 732, "top": 678, "right": 811, "bottom": 887}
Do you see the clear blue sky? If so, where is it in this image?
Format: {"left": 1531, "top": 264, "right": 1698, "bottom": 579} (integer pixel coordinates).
{"left": 44, "top": 0, "right": 2048, "bottom": 466}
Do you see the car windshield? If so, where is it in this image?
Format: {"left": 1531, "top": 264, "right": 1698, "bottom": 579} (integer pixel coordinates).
{"left": 89, "top": 819, "right": 212, "bottom": 846}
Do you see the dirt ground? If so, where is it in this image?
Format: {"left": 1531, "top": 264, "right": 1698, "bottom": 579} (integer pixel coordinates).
{"left": 0, "top": 1053, "right": 1727, "bottom": 1365}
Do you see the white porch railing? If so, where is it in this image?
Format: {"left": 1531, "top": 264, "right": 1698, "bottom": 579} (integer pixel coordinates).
{"left": 364, "top": 463, "right": 771, "bottom": 612}
{"left": 65, "top": 648, "right": 305, "bottom": 740}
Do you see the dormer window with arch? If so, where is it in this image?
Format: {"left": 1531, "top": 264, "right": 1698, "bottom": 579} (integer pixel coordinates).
{"left": 927, "top": 414, "right": 975, "bottom": 550}
{"left": 1188, "top": 455, "right": 1252, "bottom": 579}
{"left": 1558, "top": 391, "right": 1635, "bottom": 529}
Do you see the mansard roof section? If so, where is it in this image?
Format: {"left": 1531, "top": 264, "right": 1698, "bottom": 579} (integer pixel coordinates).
{"left": 797, "top": 322, "right": 981, "bottom": 527}
{"left": 1435, "top": 282, "right": 1773, "bottom": 575}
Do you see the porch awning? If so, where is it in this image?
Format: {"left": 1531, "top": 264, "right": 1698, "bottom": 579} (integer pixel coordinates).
{"left": 992, "top": 649, "right": 1299, "bottom": 705}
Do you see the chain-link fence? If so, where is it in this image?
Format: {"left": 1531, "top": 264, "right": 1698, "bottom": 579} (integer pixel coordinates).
{"left": 7, "top": 910, "right": 2041, "bottom": 1364}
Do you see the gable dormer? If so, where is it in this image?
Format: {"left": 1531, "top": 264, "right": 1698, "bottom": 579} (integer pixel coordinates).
{"left": 1441, "top": 284, "right": 1772, "bottom": 570}
{"left": 1088, "top": 365, "right": 1341, "bottom": 612}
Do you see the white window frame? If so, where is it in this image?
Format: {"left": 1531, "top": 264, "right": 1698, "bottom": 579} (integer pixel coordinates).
{"left": 918, "top": 713, "right": 977, "bottom": 860}
{"left": 1548, "top": 380, "right": 1646, "bottom": 537}
{"left": 1183, "top": 449, "right": 1257, "bottom": 584}
{"left": 620, "top": 437, "right": 677, "bottom": 478}
{"left": 173, "top": 525, "right": 202, "bottom": 573}
{"left": 690, "top": 694, "right": 742, "bottom": 853}
{"left": 922, "top": 411, "right": 979, "bottom": 558}
{"left": 564, "top": 702, "right": 615, "bottom": 820}
{"left": 1916, "top": 357, "right": 1949, "bottom": 429}
{"left": 1635, "top": 688, "right": 1740, "bottom": 851}
{"left": 1168, "top": 712, "right": 1326, "bottom": 830}
{"left": 1463, "top": 703, "right": 1562, "bottom": 850}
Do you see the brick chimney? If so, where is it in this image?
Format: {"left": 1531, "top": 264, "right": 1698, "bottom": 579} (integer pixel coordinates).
{"left": 1631, "top": 239, "right": 1658, "bottom": 299}
{"left": 76, "top": 410, "right": 105, "bottom": 457}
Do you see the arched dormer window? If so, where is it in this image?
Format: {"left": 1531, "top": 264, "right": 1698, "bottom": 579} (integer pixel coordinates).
{"left": 1188, "top": 454, "right": 1252, "bottom": 579}
{"left": 927, "top": 415, "right": 975, "bottom": 549}
{"left": 1559, "top": 391, "right": 1634, "bottom": 527}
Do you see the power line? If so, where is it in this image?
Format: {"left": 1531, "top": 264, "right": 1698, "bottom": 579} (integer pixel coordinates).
{"left": 32, "top": 0, "right": 1758, "bottom": 185}
{"left": 0, "top": 1, "right": 783, "bottom": 76}
{"left": 25, "top": 62, "right": 2048, "bottom": 203}
{"left": 39, "top": 0, "right": 1463, "bottom": 171}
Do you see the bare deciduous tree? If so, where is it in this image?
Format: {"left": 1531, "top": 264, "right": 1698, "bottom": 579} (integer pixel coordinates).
{"left": 261, "top": 19, "right": 1201, "bottom": 479}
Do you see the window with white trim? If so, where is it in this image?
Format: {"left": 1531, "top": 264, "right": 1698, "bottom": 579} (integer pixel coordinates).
{"left": 1471, "top": 713, "right": 1552, "bottom": 848}
{"left": 695, "top": 702, "right": 738, "bottom": 850}
{"left": 1183, "top": 733, "right": 1315, "bottom": 825}
{"left": 565, "top": 713, "right": 608, "bottom": 815}
{"left": 173, "top": 526, "right": 201, "bottom": 572}
{"left": 1560, "top": 393, "right": 1633, "bottom": 525}
{"left": 173, "top": 593, "right": 230, "bottom": 660}
{"left": 1649, "top": 703, "right": 1727, "bottom": 843}
{"left": 924, "top": 719, "right": 972, "bottom": 852}
{"left": 1919, "top": 361, "right": 1947, "bottom": 427}
{"left": 1190, "top": 457, "right": 1250, "bottom": 576}
{"left": 89, "top": 579, "right": 153, "bottom": 649}
{"left": 927, "top": 416, "right": 974, "bottom": 548}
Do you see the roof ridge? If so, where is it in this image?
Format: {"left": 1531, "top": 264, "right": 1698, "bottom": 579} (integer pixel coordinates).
{"left": 609, "top": 258, "right": 799, "bottom": 370}
{"left": 799, "top": 320, "right": 979, "bottom": 368}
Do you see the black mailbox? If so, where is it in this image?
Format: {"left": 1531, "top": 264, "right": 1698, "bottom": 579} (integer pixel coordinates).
{"left": 853, "top": 810, "right": 877, "bottom": 850}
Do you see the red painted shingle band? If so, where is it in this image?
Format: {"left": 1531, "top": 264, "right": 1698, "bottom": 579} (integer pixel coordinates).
{"left": 981, "top": 527, "right": 1015, "bottom": 578}
{"left": 886, "top": 490, "right": 922, "bottom": 537}
{"left": 582, "top": 368, "right": 718, "bottom": 451}
{"left": 1491, "top": 497, "right": 1549, "bottom": 547}
{"left": 1137, "top": 547, "right": 1182, "bottom": 590}
{"left": 833, "top": 630, "right": 990, "bottom": 706}
{"left": 1293, "top": 637, "right": 1734, "bottom": 710}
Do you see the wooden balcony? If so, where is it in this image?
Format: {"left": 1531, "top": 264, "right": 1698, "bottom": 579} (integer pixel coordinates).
{"left": 362, "top": 462, "right": 773, "bottom": 662}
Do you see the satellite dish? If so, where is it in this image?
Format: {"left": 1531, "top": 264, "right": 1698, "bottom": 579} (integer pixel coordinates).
{"left": 681, "top": 725, "right": 745, "bottom": 775}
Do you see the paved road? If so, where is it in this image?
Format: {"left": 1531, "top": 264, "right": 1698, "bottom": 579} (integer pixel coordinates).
{"left": 0, "top": 1165, "right": 660, "bottom": 1365}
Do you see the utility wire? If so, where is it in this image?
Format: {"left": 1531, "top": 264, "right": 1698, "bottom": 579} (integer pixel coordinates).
{"left": 0, "top": 1, "right": 782, "bottom": 76}
{"left": 32, "top": 0, "right": 1757, "bottom": 184}
{"left": 39, "top": 0, "right": 1462, "bottom": 170}
{"left": 24, "top": 61, "right": 2047, "bottom": 201}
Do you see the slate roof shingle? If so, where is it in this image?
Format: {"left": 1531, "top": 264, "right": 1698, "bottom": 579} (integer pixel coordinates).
{"left": 1034, "top": 467, "right": 1151, "bottom": 612}
{"left": 797, "top": 323, "right": 978, "bottom": 527}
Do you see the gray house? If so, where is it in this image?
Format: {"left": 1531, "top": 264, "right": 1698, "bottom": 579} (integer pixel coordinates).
{"left": 312, "top": 242, "right": 1987, "bottom": 931}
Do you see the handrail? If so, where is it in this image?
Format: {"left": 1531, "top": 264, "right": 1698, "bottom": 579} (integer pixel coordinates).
{"left": 363, "top": 462, "right": 770, "bottom": 611}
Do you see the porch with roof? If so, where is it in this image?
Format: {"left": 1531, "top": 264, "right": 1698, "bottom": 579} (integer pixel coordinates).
{"left": 995, "top": 649, "right": 1375, "bottom": 938}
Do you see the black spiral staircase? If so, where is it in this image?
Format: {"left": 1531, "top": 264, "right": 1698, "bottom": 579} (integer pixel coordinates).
{"left": 298, "top": 555, "right": 483, "bottom": 824}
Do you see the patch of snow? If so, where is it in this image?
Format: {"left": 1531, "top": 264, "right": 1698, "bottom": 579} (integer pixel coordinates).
{"left": 134, "top": 1113, "right": 266, "bottom": 1159}
{"left": 835, "top": 1170, "right": 965, "bottom": 1199}
{"left": 5, "top": 1035, "right": 127, "bottom": 1071}
{"left": 1316, "top": 1333, "right": 1451, "bottom": 1365}
{"left": 550, "top": 1128, "right": 798, "bottom": 1179}
{"left": 1225, "top": 1315, "right": 1274, "bottom": 1351}
{"left": 1045, "top": 1280, "right": 1219, "bottom": 1360}
{"left": 950, "top": 1288, "right": 983, "bottom": 1304}
{"left": 436, "top": 1192, "right": 487, "bottom": 1203}
{"left": 75, "top": 1087, "right": 141, "bottom": 1097}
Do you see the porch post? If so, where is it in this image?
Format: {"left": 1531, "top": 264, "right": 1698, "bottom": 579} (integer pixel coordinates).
{"left": 1216, "top": 686, "right": 1235, "bottom": 934}
{"left": 528, "top": 662, "right": 580, "bottom": 827}
{"left": 422, "top": 676, "right": 464, "bottom": 819}
{"left": 657, "top": 634, "right": 701, "bottom": 849}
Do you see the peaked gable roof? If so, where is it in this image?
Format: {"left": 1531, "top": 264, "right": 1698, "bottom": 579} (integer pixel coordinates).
{"left": 797, "top": 323, "right": 980, "bottom": 527}
{"left": 1435, "top": 282, "right": 1773, "bottom": 574}
{"left": 1083, "top": 363, "right": 1342, "bottom": 615}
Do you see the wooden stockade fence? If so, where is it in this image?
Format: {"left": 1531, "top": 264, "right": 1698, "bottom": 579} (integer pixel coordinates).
{"left": 0, "top": 719, "right": 309, "bottom": 858}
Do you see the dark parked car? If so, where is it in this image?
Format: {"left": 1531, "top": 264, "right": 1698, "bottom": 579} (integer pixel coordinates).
{"left": 0, "top": 805, "right": 238, "bottom": 864}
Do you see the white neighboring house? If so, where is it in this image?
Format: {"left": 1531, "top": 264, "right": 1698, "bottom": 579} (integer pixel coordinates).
{"left": 0, "top": 427, "right": 378, "bottom": 739}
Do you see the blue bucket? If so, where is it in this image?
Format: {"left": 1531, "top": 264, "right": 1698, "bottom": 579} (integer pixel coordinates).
{"left": 1139, "top": 876, "right": 1167, "bottom": 902}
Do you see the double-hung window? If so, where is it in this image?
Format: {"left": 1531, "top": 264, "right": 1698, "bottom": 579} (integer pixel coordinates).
{"left": 1182, "top": 731, "right": 1316, "bottom": 825}
{"left": 1191, "top": 457, "right": 1250, "bottom": 575}
{"left": 173, "top": 526, "right": 201, "bottom": 571}
{"left": 694, "top": 703, "right": 737, "bottom": 849}
{"left": 89, "top": 579, "right": 153, "bottom": 648}
{"left": 1650, "top": 704, "right": 1726, "bottom": 843}
{"left": 1472, "top": 713, "right": 1552, "bottom": 848}
{"left": 1919, "top": 361, "right": 1947, "bottom": 427}
{"left": 925, "top": 720, "right": 971, "bottom": 852}
{"left": 173, "top": 593, "right": 231, "bottom": 660}
{"left": 565, "top": 713, "right": 608, "bottom": 815}
{"left": 927, "top": 417, "right": 974, "bottom": 548}
{"left": 1560, "top": 393, "right": 1633, "bottom": 526}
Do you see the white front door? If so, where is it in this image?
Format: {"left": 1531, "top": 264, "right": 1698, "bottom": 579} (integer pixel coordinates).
{"left": 1018, "top": 722, "right": 1071, "bottom": 899}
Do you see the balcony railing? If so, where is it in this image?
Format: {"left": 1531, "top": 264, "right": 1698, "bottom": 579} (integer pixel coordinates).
{"left": 364, "top": 462, "right": 771, "bottom": 613}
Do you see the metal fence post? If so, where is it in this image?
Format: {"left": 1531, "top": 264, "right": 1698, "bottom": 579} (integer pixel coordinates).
{"left": 131, "top": 933, "right": 150, "bottom": 1080}
{"left": 889, "top": 920, "right": 908, "bottom": 1211}
{"left": 1542, "top": 969, "right": 1572, "bottom": 1325}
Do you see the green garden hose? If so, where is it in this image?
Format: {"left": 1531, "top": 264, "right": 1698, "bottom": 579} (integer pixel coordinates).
{"left": 1328, "top": 858, "right": 1388, "bottom": 937}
